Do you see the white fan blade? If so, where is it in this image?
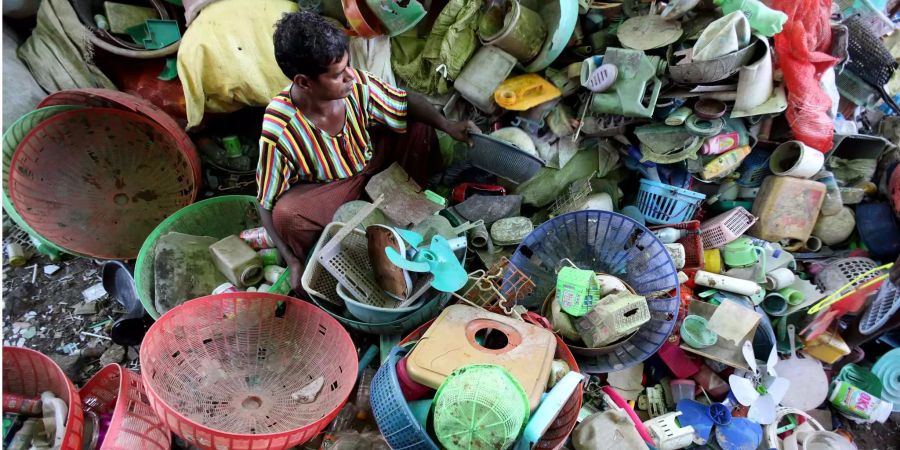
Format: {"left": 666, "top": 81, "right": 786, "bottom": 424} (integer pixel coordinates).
{"left": 766, "top": 346, "right": 779, "bottom": 377}
{"left": 741, "top": 341, "right": 759, "bottom": 376}
{"left": 748, "top": 394, "right": 777, "bottom": 425}
{"left": 729, "top": 374, "right": 759, "bottom": 406}
{"left": 766, "top": 377, "right": 790, "bottom": 405}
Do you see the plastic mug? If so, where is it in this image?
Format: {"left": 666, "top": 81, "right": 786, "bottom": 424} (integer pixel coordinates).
{"left": 769, "top": 141, "right": 825, "bottom": 179}
{"left": 764, "top": 267, "right": 795, "bottom": 290}
{"left": 722, "top": 237, "right": 760, "bottom": 268}
{"left": 762, "top": 291, "right": 788, "bottom": 315}
{"left": 779, "top": 287, "right": 804, "bottom": 306}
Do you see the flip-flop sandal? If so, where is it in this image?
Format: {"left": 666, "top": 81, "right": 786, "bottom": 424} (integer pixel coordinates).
{"left": 584, "top": 64, "right": 618, "bottom": 93}
{"left": 366, "top": 224, "right": 413, "bottom": 301}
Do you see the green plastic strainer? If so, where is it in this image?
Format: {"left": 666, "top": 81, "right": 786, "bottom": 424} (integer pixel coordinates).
{"left": 681, "top": 315, "right": 718, "bottom": 349}
{"left": 433, "top": 364, "right": 530, "bottom": 450}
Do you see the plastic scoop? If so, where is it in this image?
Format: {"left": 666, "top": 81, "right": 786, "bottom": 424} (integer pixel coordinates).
{"left": 777, "top": 325, "right": 829, "bottom": 411}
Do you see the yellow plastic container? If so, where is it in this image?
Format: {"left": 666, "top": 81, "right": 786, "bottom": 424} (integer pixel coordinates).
{"left": 494, "top": 74, "right": 562, "bottom": 111}
{"left": 703, "top": 248, "right": 722, "bottom": 273}
{"left": 802, "top": 328, "right": 850, "bottom": 364}
{"left": 749, "top": 176, "right": 826, "bottom": 244}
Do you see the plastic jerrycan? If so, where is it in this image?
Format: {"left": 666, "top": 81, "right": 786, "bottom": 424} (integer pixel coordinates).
{"left": 590, "top": 48, "right": 666, "bottom": 118}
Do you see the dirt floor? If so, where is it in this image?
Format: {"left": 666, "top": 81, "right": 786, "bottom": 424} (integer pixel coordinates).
{"left": 3, "top": 244, "right": 899, "bottom": 449}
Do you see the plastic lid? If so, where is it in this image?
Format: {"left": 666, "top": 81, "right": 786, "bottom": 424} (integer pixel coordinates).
{"left": 873, "top": 398, "right": 893, "bottom": 422}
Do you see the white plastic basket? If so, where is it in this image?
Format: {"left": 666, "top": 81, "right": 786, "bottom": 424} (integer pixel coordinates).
{"left": 644, "top": 411, "right": 695, "bottom": 450}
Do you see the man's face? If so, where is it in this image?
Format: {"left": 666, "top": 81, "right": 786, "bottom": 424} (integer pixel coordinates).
{"left": 310, "top": 52, "right": 354, "bottom": 100}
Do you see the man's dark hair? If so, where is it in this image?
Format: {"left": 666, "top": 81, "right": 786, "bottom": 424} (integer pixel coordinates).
{"left": 273, "top": 10, "right": 348, "bottom": 79}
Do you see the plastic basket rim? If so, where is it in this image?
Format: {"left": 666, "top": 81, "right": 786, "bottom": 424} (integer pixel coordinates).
{"left": 139, "top": 292, "right": 358, "bottom": 442}
{"left": 639, "top": 178, "right": 707, "bottom": 201}
{"left": 3, "top": 346, "right": 84, "bottom": 450}
{"left": 374, "top": 345, "right": 441, "bottom": 450}
{"left": 134, "top": 195, "right": 258, "bottom": 319}
{"left": 2, "top": 105, "right": 87, "bottom": 255}
{"left": 79, "top": 363, "right": 171, "bottom": 450}
{"left": 8, "top": 107, "right": 199, "bottom": 260}
{"left": 36, "top": 88, "right": 201, "bottom": 190}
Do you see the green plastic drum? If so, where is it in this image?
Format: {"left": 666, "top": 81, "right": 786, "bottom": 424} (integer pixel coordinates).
{"left": 135, "top": 195, "right": 263, "bottom": 318}
{"left": 2, "top": 106, "right": 84, "bottom": 255}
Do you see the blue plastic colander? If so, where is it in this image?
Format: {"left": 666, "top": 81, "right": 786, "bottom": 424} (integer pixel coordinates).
{"left": 506, "top": 210, "right": 681, "bottom": 373}
{"left": 636, "top": 179, "right": 706, "bottom": 225}
{"left": 371, "top": 346, "right": 440, "bottom": 450}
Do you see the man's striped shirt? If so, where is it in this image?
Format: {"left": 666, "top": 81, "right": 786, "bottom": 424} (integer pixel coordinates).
{"left": 256, "top": 69, "right": 407, "bottom": 210}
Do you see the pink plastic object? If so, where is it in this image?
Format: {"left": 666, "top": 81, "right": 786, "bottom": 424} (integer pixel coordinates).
{"left": 692, "top": 364, "right": 730, "bottom": 400}
{"left": 8, "top": 108, "right": 198, "bottom": 259}
{"left": 396, "top": 356, "right": 432, "bottom": 401}
{"left": 701, "top": 131, "right": 740, "bottom": 155}
{"left": 79, "top": 364, "right": 171, "bottom": 449}
{"left": 669, "top": 379, "right": 696, "bottom": 403}
{"left": 601, "top": 386, "right": 655, "bottom": 445}
{"left": 3, "top": 347, "right": 84, "bottom": 450}
{"left": 700, "top": 207, "right": 758, "bottom": 249}
{"left": 140, "top": 293, "right": 358, "bottom": 450}
{"left": 37, "top": 89, "right": 200, "bottom": 188}
{"left": 658, "top": 340, "right": 702, "bottom": 378}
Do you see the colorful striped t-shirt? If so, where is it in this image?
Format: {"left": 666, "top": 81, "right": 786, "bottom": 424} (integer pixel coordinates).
{"left": 256, "top": 69, "right": 408, "bottom": 210}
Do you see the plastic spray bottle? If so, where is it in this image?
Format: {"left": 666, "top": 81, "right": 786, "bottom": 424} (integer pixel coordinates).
{"left": 829, "top": 380, "right": 893, "bottom": 423}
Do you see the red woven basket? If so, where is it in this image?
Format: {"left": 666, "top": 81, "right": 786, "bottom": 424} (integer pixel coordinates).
{"left": 8, "top": 108, "right": 198, "bottom": 259}
{"left": 79, "top": 364, "right": 171, "bottom": 450}
{"left": 140, "top": 293, "right": 358, "bottom": 450}
{"left": 37, "top": 88, "right": 200, "bottom": 187}
{"left": 650, "top": 220, "right": 704, "bottom": 271}
{"left": 2, "top": 347, "right": 84, "bottom": 450}
{"left": 399, "top": 310, "right": 583, "bottom": 450}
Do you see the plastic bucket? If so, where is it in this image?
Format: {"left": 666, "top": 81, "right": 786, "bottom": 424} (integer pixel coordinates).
{"left": 478, "top": 0, "right": 547, "bottom": 63}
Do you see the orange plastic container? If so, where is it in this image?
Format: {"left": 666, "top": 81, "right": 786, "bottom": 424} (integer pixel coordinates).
{"left": 749, "top": 176, "right": 826, "bottom": 244}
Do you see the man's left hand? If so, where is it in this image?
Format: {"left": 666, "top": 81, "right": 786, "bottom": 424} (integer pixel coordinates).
{"left": 443, "top": 120, "right": 478, "bottom": 146}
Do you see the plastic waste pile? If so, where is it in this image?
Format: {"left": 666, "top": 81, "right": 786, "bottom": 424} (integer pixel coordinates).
{"left": 4, "top": 1, "right": 900, "bottom": 450}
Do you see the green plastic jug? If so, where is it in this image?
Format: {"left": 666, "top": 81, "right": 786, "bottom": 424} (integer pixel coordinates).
{"left": 590, "top": 48, "right": 666, "bottom": 118}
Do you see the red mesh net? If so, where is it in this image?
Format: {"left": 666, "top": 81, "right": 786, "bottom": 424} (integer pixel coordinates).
{"left": 772, "top": 0, "right": 839, "bottom": 153}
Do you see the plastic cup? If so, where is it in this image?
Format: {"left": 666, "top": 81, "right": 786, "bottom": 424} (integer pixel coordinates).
{"left": 669, "top": 379, "right": 696, "bottom": 403}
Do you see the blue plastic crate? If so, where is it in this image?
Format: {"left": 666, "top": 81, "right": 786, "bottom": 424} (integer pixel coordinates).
{"left": 636, "top": 179, "right": 706, "bottom": 225}
{"left": 371, "top": 346, "right": 440, "bottom": 450}
{"left": 506, "top": 210, "right": 681, "bottom": 373}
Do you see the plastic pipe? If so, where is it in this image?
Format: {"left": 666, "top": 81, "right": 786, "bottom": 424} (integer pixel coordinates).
{"left": 694, "top": 270, "right": 763, "bottom": 296}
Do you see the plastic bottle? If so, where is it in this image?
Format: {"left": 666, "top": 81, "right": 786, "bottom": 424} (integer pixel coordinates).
{"left": 29, "top": 235, "right": 60, "bottom": 262}
{"left": 263, "top": 265, "right": 286, "bottom": 284}
{"left": 654, "top": 228, "right": 688, "bottom": 244}
{"left": 354, "top": 368, "right": 376, "bottom": 420}
{"left": 713, "top": 0, "right": 788, "bottom": 37}
{"left": 829, "top": 380, "right": 893, "bottom": 423}
{"left": 814, "top": 170, "right": 843, "bottom": 216}
{"left": 833, "top": 113, "right": 858, "bottom": 135}
{"left": 701, "top": 146, "right": 752, "bottom": 180}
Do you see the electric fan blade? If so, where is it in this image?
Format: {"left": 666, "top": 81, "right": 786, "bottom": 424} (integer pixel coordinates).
{"left": 395, "top": 228, "right": 425, "bottom": 248}
{"left": 425, "top": 236, "right": 468, "bottom": 292}
{"left": 747, "top": 394, "right": 776, "bottom": 425}
{"left": 385, "top": 247, "right": 431, "bottom": 272}
{"left": 715, "top": 417, "right": 763, "bottom": 450}
{"left": 766, "top": 346, "right": 779, "bottom": 377}
{"left": 676, "top": 399, "right": 714, "bottom": 444}
{"left": 766, "top": 376, "right": 790, "bottom": 406}
{"left": 728, "top": 374, "right": 760, "bottom": 407}
{"left": 741, "top": 341, "right": 758, "bottom": 375}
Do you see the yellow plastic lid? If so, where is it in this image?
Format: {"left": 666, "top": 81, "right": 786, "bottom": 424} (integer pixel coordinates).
{"left": 494, "top": 74, "right": 562, "bottom": 111}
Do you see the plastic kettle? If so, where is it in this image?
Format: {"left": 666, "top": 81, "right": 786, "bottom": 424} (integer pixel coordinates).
{"left": 590, "top": 47, "right": 666, "bottom": 118}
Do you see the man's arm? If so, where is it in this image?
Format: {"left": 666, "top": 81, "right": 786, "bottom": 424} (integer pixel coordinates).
{"left": 407, "top": 91, "right": 475, "bottom": 144}
{"left": 258, "top": 205, "right": 305, "bottom": 291}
